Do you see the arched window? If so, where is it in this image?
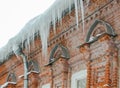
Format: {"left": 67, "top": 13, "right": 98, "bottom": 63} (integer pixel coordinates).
{"left": 28, "top": 60, "right": 40, "bottom": 73}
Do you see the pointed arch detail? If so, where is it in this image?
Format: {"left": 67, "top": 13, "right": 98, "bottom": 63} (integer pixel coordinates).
{"left": 49, "top": 44, "right": 70, "bottom": 63}
{"left": 28, "top": 60, "right": 40, "bottom": 73}
{"left": 6, "top": 72, "right": 17, "bottom": 82}
{"left": 86, "top": 19, "right": 116, "bottom": 42}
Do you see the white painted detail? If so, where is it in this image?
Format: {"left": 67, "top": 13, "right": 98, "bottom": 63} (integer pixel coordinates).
{"left": 0, "top": 82, "right": 16, "bottom": 88}
{"left": 42, "top": 83, "right": 50, "bottom": 88}
{"left": 18, "top": 71, "right": 39, "bottom": 79}
{"left": 71, "top": 70, "right": 87, "bottom": 88}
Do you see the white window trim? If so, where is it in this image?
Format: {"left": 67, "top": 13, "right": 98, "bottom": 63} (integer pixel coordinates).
{"left": 42, "top": 83, "right": 50, "bottom": 88}
{"left": 71, "top": 70, "right": 87, "bottom": 88}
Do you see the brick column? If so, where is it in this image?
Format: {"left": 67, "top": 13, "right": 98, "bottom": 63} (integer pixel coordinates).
{"left": 91, "top": 68, "right": 96, "bottom": 87}
{"left": 112, "top": 51, "right": 118, "bottom": 88}
{"left": 104, "top": 58, "right": 111, "bottom": 88}
{"left": 86, "top": 61, "right": 91, "bottom": 88}
{"left": 107, "top": 40, "right": 118, "bottom": 88}
{"left": 67, "top": 67, "right": 72, "bottom": 88}
{"left": 59, "top": 73, "right": 67, "bottom": 88}
{"left": 119, "top": 54, "right": 120, "bottom": 88}
{"left": 62, "top": 73, "right": 65, "bottom": 88}
{"left": 49, "top": 67, "right": 53, "bottom": 88}
{"left": 112, "top": 67, "right": 118, "bottom": 88}
{"left": 61, "top": 60, "right": 68, "bottom": 88}
{"left": 79, "top": 43, "right": 90, "bottom": 88}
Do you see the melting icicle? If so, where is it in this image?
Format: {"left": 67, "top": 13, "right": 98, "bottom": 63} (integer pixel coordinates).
{"left": 52, "top": 11, "right": 56, "bottom": 34}
{"left": 74, "top": 0, "right": 85, "bottom": 31}
{"left": 38, "top": 15, "right": 50, "bottom": 58}
{"left": 69, "top": 0, "right": 72, "bottom": 13}
{"left": 21, "top": 37, "right": 24, "bottom": 49}
{"left": 27, "top": 37, "right": 31, "bottom": 53}
{"left": 59, "top": 7, "right": 63, "bottom": 27}
{"left": 28, "top": 24, "right": 36, "bottom": 49}
{"left": 74, "top": 0, "right": 79, "bottom": 29}
{"left": 12, "top": 44, "right": 22, "bottom": 60}
{"left": 0, "top": 0, "right": 85, "bottom": 62}
{"left": 80, "top": 0, "right": 85, "bottom": 32}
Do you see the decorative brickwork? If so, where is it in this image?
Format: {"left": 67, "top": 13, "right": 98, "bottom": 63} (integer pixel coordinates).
{"left": 0, "top": 0, "right": 120, "bottom": 88}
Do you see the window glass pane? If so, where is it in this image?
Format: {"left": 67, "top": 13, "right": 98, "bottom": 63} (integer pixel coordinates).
{"left": 77, "top": 78, "right": 86, "bottom": 88}
{"left": 56, "top": 86, "right": 62, "bottom": 88}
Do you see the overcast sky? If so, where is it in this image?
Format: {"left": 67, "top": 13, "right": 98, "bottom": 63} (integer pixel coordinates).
{"left": 0, "top": 0, "right": 55, "bottom": 48}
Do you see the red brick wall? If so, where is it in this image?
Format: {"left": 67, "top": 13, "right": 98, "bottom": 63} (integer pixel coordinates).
{"left": 0, "top": 0, "right": 120, "bottom": 88}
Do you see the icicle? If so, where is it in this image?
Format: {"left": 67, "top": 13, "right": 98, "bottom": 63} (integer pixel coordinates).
{"left": 0, "top": 0, "right": 81, "bottom": 62}
{"left": 31, "top": 34, "right": 35, "bottom": 49}
{"left": 74, "top": 0, "right": 85, "bottom": 31}
{"left": 38, "top": 16, "right": 50, "bottom": 58}
{"left": 69, "top": 0, "right": 72, "bottom": 13}
{"left": 79, "top": 0, "right": 85, "bottom": 33}
{"left": 27, "top": 37, "right": 30, "bottom": 53}
{"left": 74, "top": 0, "right": 79, "bottom": 29}
{"left": 21, "top": 37, "right": 24, "bottom": 49}
{"left": 64, "top": 0, "right": 68, "bottom": 11}
{"left": 12, "top": 44, "right": 21, "bottom": 60}
{"left": 59, "top": 8, "right": 63, "bottom": 26}
{"left": 52, "top": 10, "right": 56, "bottom": 34}
{"left": 30, "top": 26, "right": 35, "bottom": 49}
{"left": 57, "top": 9, "right": 60, "bottom": 24}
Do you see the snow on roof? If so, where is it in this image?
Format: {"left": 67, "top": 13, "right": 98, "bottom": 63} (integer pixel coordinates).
{"left": 0, "top": 0, "right": 84, "bottom": 63}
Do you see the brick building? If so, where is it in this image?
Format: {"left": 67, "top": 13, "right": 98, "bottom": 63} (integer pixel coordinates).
{"left": 0, "top": 0, "right": 120, "bottom": 88}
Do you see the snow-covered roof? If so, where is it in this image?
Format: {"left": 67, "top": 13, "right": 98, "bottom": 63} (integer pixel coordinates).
{"left": 0, "top": 0, "right": 84, "bottom": 63}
